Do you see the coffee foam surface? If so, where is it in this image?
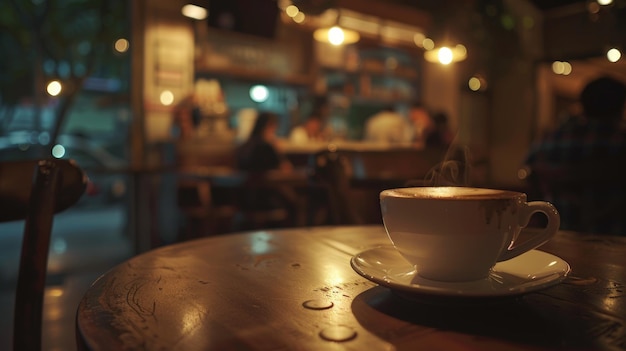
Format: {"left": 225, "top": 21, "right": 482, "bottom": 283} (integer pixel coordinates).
{"left": 382, "top": 187, "right": 521, "bottom": 199}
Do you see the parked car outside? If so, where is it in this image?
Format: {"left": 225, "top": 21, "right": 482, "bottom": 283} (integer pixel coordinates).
{"left": 0, "top": 133, "right": 128, "bottom": 206}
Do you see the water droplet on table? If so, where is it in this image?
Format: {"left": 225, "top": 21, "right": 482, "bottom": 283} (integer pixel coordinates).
{"left": 302, "top": 299, "right": 333, "bottom": 310}
{"left": 319, "top": 326, "right": 357, "bottom": 342}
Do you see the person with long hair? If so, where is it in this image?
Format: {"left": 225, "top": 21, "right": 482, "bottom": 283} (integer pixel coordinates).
{"left": 236, "top": 111, "right": 292, "bottom": 173}
{"left": 234, "top": 111, "right": 299, "bottom": 229}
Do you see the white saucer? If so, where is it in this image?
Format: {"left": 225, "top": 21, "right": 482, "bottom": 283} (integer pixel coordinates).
{"left": 350, "top": 246, "right": 571, "bottom": 298}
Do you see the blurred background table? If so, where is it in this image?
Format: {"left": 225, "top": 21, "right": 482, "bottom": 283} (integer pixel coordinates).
{"left": 77, "top": 225, "right": 625, "bottom": 351}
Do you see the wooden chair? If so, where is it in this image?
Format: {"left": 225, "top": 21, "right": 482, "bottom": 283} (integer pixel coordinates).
{"left": 177, "top": 168, "right": 307, "bottom": 237}
{"left": 0, "top": 159, "right": 87, "bottom": 351}
{"left": 311, "top": 150, "right": 363, "bottom": 225}
{"left": 212, "top": 170, "right": 311, "bottom": 232}
{"left": 176, "top": 177, "right": 237, "bottom": 239}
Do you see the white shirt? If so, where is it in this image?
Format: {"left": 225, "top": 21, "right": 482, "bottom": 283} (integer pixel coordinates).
{"left": 364, "top": 111, "right": 413, "bottom": 144}
{"left": 289, "top": 126, "right": 309, "bottom": 144}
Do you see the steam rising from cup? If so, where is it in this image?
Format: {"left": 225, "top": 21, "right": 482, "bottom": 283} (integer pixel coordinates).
{"left": 406, "top": 144, "right": 471, "bottom": 187}
{"left": 425, "top": 145, "right": 471, "bottom": 186}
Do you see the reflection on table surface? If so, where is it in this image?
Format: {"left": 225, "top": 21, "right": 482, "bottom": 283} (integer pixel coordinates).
{"left": 77, "top": 225, "right": 626, "bottom": 351}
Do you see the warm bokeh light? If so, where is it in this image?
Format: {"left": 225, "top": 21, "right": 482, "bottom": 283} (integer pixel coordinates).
{"left": 46, "top": 80, "right": 62, "bottom": 96}
{"left": 597, "top": 0, "right": 613, "bottom": 5}
{"left": 160, "top": 90, "right": 175, "bottom": 106}
{"left": 438, "top": 47, "right": 453, "bottom": 65}
{"left": 552, "top": 61, "right": 572, "bottom": 75}
{"left": 468, "top": 75, "right": 488, "bottom": 92}
{"left": 328, "top": 26, "right": 346, "bottom": 46}
{"left": 422, "top": 38, "right": 435, "bottom": 50}
{"left": 285, "top": 5, "right": 299, "bottom": 17}
{"left": 293, "top": 12, "right": 305, "bottom": 23}
{"left": 424, "top": 45, "right": 466, "bottom": 65}
{"left": 250, "top": 85, "right": 269, "bottom": 103}
{"left": 552, "top": 61, "right": 564, "bottom": 74}
{"left": 562, "top": 61, "right": 572, "bottom": 75}
{"left": 413, "top": 33, "right": 426, "bottom": 47}
{"left": 114, "top": 38, "right": 129, "bottom": 53}
{"left": 455, "top": 44, "right": 467, "bottom": 59}
{"left": 607, "top": 48, "right": 621, "bottom": 62}
{"left": 181, "top": 4, "right": 208, "bottom": 20}
{"left": 468, "top": 77, "right": 481, "bottom": 91}
{"left": 314, "top": 26, "right": 359, "bottom": 46}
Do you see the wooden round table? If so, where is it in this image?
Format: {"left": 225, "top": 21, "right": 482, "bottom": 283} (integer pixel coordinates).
{"left": 77, "top": 225, "right": 626, "bottom": 351}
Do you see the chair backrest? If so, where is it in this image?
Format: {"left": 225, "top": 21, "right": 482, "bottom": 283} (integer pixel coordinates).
{"left": 312, "top": 150, "right": 363, "bottom": 225}
{"left": 342, "top": 148, "right": 448, "bottom": 183}
{"left": 0, "top": 159, "right": 87, "bottom": 351}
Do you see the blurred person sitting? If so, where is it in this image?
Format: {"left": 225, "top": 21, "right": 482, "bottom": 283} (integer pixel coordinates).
{"left": 289, "top": 113, "right": 325, "bottom": 144}
{"left": 525, "top": 76, "right": 626, "bottom": 235}
{"left": 234, "top": 108, "right": 259, "bottom": 144}
{"left": 407, "top": 102, "right": 435, "bottom": 147}
{"left": 235, "top": 111, "right": 300, "bottom": 228}
{"left": 425, "top": 111, "right": 454, "bottom": 148}
{"left": 172, "top": 93, "right": 201, "bottom": 140}
{"left": 236, "top": 111, "right": 293, "bottom": 173}
{"left": 364, "top": 105, "right": 412, "bottom": 145}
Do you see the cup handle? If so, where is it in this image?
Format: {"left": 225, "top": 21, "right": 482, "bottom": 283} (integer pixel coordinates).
{"left": 497, "top": 201, "right": 560, "bottom": 262}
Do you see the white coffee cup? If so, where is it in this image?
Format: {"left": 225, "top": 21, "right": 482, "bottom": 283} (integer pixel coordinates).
{"left": 380, "top": 186, "right": 560, "bottom": 282}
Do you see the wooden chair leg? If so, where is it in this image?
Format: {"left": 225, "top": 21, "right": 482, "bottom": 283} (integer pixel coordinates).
{"left": 13, "top": 160, "right": 60, "bottom": 351}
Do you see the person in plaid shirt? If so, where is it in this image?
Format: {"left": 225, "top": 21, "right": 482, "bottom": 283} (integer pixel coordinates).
{"left": 525, "top": 76, "right": 626, "bottom": 235}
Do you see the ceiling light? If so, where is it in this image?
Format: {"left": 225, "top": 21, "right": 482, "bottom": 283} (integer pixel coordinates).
{"left": 424, "top": 44, "right": 467, "bottom": 65}
{"left": 468, "top": 75, "right": 488, "bottom": 92}
{"left": 313, "top": 9, "right": 360, "bottom": 46}
{"left": 314, "top": 25, "right": 360, "bottom": 46}
{"left": 607, "top": 48, "right": 622, "bottom": 63}
{"left": 181, "top": 4, "right": 208, "bottom": 20}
